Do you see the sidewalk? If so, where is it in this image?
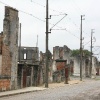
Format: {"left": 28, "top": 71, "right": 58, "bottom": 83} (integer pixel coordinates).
{"left": 43, "top": 80, "right": 82, "bottom": 88}
{"left": 0, "top": 87, "right": 46, "bottom": 97}
{"left": 0, "top": 80, "right": 81, "bottom": 98}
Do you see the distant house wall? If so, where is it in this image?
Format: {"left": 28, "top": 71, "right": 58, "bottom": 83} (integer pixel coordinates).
{"left": 92, "top": 57, "right": 97, "bottom": 77}
{"left": 73, "top": 57, "right": 80, "bottom": 76}
{"left": 73, "top": 56, "right": 86, "bottom": 77}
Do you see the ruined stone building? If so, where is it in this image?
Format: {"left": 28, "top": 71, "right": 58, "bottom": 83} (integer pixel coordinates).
{"left": 39, "top": 46, "right": 72, "bottom": 83}
{"left": 0, "top": 6, "right": 43, "bottom": 91}
{"left": 73, "top": 55, "right": 98, "bottom": 78}
{"left": 52, "top": 45, "right": 72, "bottom": 82}
{"left": 0, "top": 6, "right": 19, "bottom": 91}
{"left": 18, "top": 47, "right": 41, "bottom": 88}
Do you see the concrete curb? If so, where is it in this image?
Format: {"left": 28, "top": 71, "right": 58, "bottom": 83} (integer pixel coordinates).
{"left": 0, "top": 87, "right": 46, "bottom": 98}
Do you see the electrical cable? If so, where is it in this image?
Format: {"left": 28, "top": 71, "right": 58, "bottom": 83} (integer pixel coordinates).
{"left": 31, "top": 0, "right": 91, "bottom": 39}
{"left": 0, "top": 1, "right": 45, "bottom": 22}
{"left": 0, "top": 1, "right": 84, "bottom": 40}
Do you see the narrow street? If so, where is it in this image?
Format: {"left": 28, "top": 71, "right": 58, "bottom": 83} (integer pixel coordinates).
{"left": 1, "top": 79, "right": 100, "bottom": 100}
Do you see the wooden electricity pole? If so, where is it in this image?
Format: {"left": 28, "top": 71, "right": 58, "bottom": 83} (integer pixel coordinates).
{"left": 80, "top": 15, "right": 85, "bottom": 81}
{"left": 90, "top": 29, "right": 94, "bottom": 77}
{"left": 19, "top": 23, "right": 21, "bottom": 62}
{"left": 45, "top": 0, "right": 49, "bottom": 88}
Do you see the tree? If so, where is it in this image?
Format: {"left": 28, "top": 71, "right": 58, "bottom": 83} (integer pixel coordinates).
{"left": 71, "top": 49, "right": 91, "bottom": 57}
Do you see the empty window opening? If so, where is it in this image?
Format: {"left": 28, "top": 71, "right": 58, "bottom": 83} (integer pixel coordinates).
{"left": 24, "top": 53, "right": 27, "bottom": 59}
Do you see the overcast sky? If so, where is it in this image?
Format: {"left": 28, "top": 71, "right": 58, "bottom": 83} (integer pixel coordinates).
{"left": 0, "top": 0, "right": 100, "bottom": 59}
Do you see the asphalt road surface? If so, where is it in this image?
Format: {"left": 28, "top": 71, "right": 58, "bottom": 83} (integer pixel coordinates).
{"left": 1, "top": 79, "right": 100, "bottom": 100}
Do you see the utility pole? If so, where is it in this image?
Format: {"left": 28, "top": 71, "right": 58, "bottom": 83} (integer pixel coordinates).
{"left": 90, "top": 29, "right": 94, "bottom": 77}
{"left": 19, "top": 23, "right": 21, "bottom": 62}
{"left": 19, "top": 23, "right": 23, "bottom": 88}
{"left": 80, "top": 15, "right": 85, "bottom": 81}
{"left": 45, "top": 0, "right": 49, "bottom": 88}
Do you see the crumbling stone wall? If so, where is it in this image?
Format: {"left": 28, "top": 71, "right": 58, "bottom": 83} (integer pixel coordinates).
{"left": 53, "top": 45, "right": 71, "bottom": 72}
{"left": 0, "top": 32, "right": 3, "bottom": 75}
{"left": 53, "top": 45, "right": 71, "bottom": 82}
{"left": 18, "top": 47, "right": 39, "bottom": 64}
{"left": 40, "top": 51, "right": 53, "bottom": 83}
{"left": 92, "top": 57, "right": 97, "bottom": 77}
{"left": 63, "top": 45, "right": 71, "bottom": 63}
{"left": 53, "top": 46, "right": 59, "bottom": 60}
{"left": 0, "top": 32, "right": 3, "bottom": 54}
{"left": 2, "top": 6, "right": 19, "bottom": 90}
{"left": 73, "top": 56, "right": 80, "bottom": 76}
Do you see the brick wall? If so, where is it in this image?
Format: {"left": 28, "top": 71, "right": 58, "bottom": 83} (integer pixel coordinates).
{"left": 56, "top": 62, "right": 66, "bottom": 70}
{"left": 2, "top": 45, "right": 11, "bottom": 76}
{"left": 0, "top": 79, "right": 10, "bottom": 91}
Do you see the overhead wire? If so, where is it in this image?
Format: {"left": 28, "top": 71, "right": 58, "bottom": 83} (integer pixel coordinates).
{"left": 31, "top": 0, "right": 91, "bottom": 39}
{"left": 0, "top": 0, "right": 99, "bottom": 60}
{"left": 31, "top": 0, "right": 66, "bottom": 14}
{"left": 93, "top": 46, "right": 100, "bottom": 52}
{"left": 0, "top": 0, "right": 82, "bottom": 40}
{"left": 84, "top": 40, "right": 91, "bottom": 46}
{"left": 50, "top": 14, "right": 67, "bottom": 30}
{"left": 31, "top": 0, "right": 80, "bottom": 27}
{"left": 71, "top": 0, "right": 92, "bottom": 36}
{"left": 70, "top": 0, "right": 94, "bottom": 50}
{"left": 0, "top": 1, "right": 45, "bottom": 22}
{"left": 49, "top": 21, "right": 80, "bottom": 39}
